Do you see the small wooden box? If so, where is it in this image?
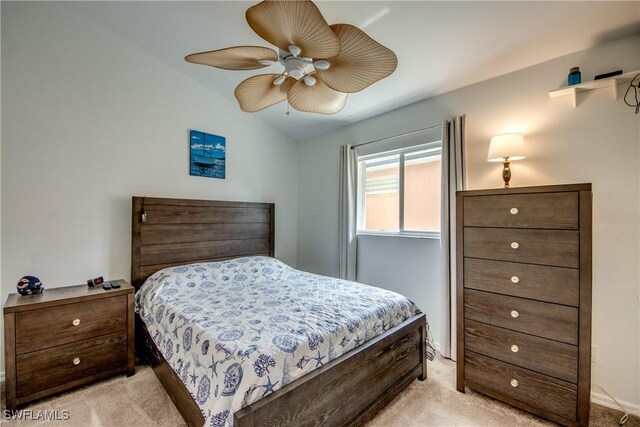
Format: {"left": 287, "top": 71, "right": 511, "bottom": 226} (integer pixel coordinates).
{"left": 4, "top": 280, "right": 135, "bottom": 411}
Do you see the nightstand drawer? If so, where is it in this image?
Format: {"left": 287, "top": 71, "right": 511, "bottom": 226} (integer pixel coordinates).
{"left": 465, "top": 289, "right": 578, "bottom": 344}
{"left": 465, "top": 320, "right": 578, "bottom": 383}
{"left": 15, "top": 296, "right": 126, "bottom": 354}
{"left": 465, "top": 352, "right": 577, "bottom": 421}
{"left": 16, "top": 333, "right": 126, "bottom": 397}
{"left": 463, "top": 192, "right": 579, "bottom": 229}
{"left": 464, "top": 258, "right": 579, "bottom": 306}
{"left": 464, "top": 227, "right": 579, "bottom": 268}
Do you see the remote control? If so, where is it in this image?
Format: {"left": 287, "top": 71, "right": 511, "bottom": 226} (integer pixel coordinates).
{"left": 110, "top": 281, "right": 121, "bottom": 289}
{"left": 102, "top": 282, "right": 112, "bottom": 290}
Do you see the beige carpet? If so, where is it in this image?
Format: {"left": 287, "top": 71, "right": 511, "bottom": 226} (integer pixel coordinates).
{"left": 2, "top": 356, "right": 636, "bottom": 426}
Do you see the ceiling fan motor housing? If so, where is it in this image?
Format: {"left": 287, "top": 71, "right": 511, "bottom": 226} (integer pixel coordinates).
{"left": 283, "top": 56, "right": 313, "bottom": 79}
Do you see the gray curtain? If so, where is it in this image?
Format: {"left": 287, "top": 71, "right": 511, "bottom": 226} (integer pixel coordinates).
{"left": 440, "top": 116, "right": 466, "bottom": 359}
{"left": 339, "top": 145, "right": 358, "bottom": 281}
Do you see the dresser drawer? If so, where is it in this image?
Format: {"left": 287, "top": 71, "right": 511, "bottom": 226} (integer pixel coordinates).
{"left": 15, "top": 296, "right": 126, "bottom": 354}
{"left": 464, "top": 258, "right": 579, "bottom": 306}
{"left": 465, "top": 320, "right": 578, "bottom": 383}
{"left": 463, "top": 192, "right": 578, "bottom": 229}
{"left": 465, "top": 351, "right": 577, "bottom": 421}
{"left": 16, "top": 333, "right": 126, "bottom": 397}
{"left": 465, "top": 289, "right": 578, "bottom": 344}
{"left": 464, "top": 227, "right": 579, "bottom": 268}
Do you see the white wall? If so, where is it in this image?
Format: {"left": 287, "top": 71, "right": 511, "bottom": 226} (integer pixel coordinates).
{"left": 1, "top": 2, "right": 298, "bottom": 371}
{"left": 356, "top": 235, "right": 444, "bottom": 352}
{"left": 298, "top": 36, "right": 640, "bottom": 411}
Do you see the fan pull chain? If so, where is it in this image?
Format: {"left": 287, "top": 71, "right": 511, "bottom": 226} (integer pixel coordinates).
{"left": 286, "top": 102, "right": 290, "bottom": 116}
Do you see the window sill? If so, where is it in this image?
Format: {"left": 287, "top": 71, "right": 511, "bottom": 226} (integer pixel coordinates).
{"left": 356, "top": 231, "right": 440, "bottom": 240}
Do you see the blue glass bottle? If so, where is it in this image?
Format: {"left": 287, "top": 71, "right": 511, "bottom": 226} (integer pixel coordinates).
{"left": 568, "top": 67, "right": 581, "bottom": 85}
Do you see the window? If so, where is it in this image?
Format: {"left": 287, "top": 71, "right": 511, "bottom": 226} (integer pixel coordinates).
{"left": 357, "top": 142, "right": 441, "bottom": 237}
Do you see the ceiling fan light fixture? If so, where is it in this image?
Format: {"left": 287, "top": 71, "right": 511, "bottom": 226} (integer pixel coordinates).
{"left": 303, "top": 75, "right": 317, "bottom": 86}
{"left": 313, "top": 60, "right": 330, "bottom": 70}
{"left": 288, "top": 44, "right": 302, "bottom": 57}
{"left": 273, "top": 75, "right": 286, "bottom": 85}
{"left": 289, "top": 69, "right": 303, "bottom": 79}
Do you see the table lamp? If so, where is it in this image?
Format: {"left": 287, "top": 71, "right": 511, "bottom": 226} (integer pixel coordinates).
{"left": 487, "top": 133, "right": 526, "bottom": 188}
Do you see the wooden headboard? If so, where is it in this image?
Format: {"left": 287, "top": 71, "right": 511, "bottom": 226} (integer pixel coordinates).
{"left": 131, "top": 196, "right": 274, "bottom": 289}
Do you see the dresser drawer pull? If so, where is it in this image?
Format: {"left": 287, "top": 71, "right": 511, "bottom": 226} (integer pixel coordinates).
{"left": 511, "top": 344, "right": 519, "bottom": 353}
{"left": 73, "top": 357, "right": 81, "bottom": 365}
{"left": 510, "top": 208, "right": 519, "bottom": 215}
{"left": 510, "top": 242, "right": 520, "bottom": 249}
{"left": 72, "top": 318, "right": 80, "bottom": 326}
{"left": 510, "top": 276, "right": 520, "bottom": 284}
{"left": 510, "top": 310, "right": 519, "bottom": 318}
{"left": 510, "top": 379, "right": 519, "bottom": 388}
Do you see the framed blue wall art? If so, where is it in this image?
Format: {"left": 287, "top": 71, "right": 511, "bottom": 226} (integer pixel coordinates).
{"left": 189, "top": 130, "right": 226, "bottom": 179}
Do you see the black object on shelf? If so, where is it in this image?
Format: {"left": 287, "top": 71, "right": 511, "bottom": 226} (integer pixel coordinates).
{"left": 594, "top": 70, "right": 623, "bottom": 80}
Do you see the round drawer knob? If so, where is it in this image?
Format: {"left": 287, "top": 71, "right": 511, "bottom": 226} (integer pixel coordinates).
{"left": 511, "top": 344, "right": 520, "bottom": 353}
{"left": 511, "top": 242, "right": 520, "bottom": 249}
{"left": 72, "top": 318, "right": 80, "bottom": 326}
{"left": 511, "top": 379, "right": 519, "bottom": 388}
{"left": 511, "top": 276, "right": 520, "bottom": 284}
{"left": 510, "top": 208, "right": 519, "bottom": 215}
{"left": 73, "top": 357, "right": 81, "bottom": 365}
{"left": 511, "top": 310, "right": 519, "bottom": 318}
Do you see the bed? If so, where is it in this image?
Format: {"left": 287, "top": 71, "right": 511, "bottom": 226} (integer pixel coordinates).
{"left": 131, "top": 196, "right": 434, "bottom": 427}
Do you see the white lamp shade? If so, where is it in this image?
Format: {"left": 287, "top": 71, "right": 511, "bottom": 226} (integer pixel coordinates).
{"left": 487, "top": 133, "right": 526, "bottom": 162}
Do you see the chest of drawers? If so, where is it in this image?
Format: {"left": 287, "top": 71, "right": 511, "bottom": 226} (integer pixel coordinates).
{"left": 4, "top": 281, "right": 135, "bottom": 411}
{"left": 456, "top": 184, "right": 592, "bottom": 427}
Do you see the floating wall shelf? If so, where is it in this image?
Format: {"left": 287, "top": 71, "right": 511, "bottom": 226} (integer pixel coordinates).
{"left": 548, "top": 70, "right": 639, "bottom": 107}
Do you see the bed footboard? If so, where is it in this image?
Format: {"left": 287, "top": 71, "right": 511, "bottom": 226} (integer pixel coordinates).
{"left": 139, "top": 312, "right": 426, "bottom": 427}
{"left": 234, "top": 313, "right": 427, "bottom": 427}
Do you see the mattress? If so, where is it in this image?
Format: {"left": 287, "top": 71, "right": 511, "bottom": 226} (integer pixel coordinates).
{"left": 136, "top": 256, "right": 435, "bottom": 427}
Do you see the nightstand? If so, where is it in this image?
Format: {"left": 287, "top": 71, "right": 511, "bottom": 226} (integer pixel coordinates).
{"left": 3, "top": 280, "right": 135, "bottom": 411}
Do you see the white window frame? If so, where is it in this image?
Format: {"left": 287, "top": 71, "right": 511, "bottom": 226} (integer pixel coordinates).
{"left": 357, "top": 141, "right": 442, "bottom": 239}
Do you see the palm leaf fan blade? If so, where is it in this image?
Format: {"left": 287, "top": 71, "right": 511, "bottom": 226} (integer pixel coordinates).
{"left": 287, "top": 76, "right": 347, "bottom": 115}
{"left": 246, "top": 0, "right": 342, "bottom": 59}
{"left": 234, "top": 74, "right": 295, "bottom": 112}
{"left": 185, "top": 46, "right": 278, "bottom": 71}
{"left": 316, "top": 24, "right": 397, "bottom": 93}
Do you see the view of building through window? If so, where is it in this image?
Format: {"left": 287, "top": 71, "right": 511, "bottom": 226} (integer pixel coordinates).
{"left": 358, "top": 144, "right": 441, "bottom": 235}
{"left": 363, "top": 154, "right": 400, "bottom": 231}
{"left": 404, "top": 151, "right": 441, "bottom": 231}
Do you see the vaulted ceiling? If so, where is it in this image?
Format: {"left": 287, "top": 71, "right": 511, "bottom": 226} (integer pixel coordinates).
{"left": 74, "top": 1, "right": 639, "bottom": 140}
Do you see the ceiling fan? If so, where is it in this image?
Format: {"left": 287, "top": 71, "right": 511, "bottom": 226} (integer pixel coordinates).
{"left": 185, "top": 0, "right": 398, "bottom": 115}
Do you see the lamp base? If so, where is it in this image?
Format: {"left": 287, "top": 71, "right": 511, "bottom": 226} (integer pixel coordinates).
{"left": 502, "top": 159, "right": 511, "bottom": 188}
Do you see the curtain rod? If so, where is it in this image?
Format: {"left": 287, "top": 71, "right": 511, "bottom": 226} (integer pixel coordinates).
{"left": 350, "top": 123, "right": 442, "bottom": 149}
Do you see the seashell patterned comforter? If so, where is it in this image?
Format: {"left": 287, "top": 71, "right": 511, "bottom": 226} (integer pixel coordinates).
{"left": 136, "top": 256, "right": 435, "bottom": 427}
